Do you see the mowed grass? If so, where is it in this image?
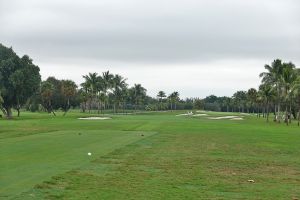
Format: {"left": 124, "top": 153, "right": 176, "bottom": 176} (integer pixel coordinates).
{"left": 1, "top": 111, "right": 300, "bottom": 199}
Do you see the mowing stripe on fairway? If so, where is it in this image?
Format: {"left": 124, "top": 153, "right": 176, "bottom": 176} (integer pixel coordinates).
{"left": 0, "top": 130, "right": 156, "bottom": 199}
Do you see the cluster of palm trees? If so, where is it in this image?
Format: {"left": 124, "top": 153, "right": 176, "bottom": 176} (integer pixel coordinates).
{"left": 259, "top": 59, "right": 300, "bottom": 124}
{"left": 156, "top": 91, "right": 180, "bottom": 110}
{"left": 227, "top": 59, "right": 299, "bottom": 125}
{"left": 80, "top": 71, "right": 147, "bottom": 113}
{"left": 198, "top": 59, "right": 300, "bottom": 125}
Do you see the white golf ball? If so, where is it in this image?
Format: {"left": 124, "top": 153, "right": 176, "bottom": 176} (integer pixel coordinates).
{"left": 88, "top": 152, "right": 92, "bottom": 156}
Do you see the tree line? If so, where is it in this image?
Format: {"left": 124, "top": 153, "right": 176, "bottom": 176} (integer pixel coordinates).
{"left": 1, "top": 44, "right": 299, "bottom": 124}
{"left": 0, "top": 44, "right": 186, "bottom": 118}
{"left": 194, "top": 59, "right": 300, "bottom": 125}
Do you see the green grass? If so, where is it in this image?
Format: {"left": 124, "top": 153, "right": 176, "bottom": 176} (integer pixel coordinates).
{"left": 1, "top": 111, "right": 300, "bottom": 199}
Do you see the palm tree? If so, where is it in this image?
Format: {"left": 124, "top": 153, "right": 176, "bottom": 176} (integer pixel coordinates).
{"left": 281, "top": 63, "right": 297, "bottom": 125}
{"left": 131, "top": 84, "right": 147, "bottom": 112}
{"left": 95, "top": 76, "right": 105, "bottom": 114}
{"left": 157, "top": 91, "right": 166, "bottom": 110}
{"left": 260, "top": 59, "right": 284, "bottom": 122}
{"left": 292, "top": 72, "right": 300, "bottom": 126}
{"left": 168, "top": 91, "right": 179, "bottom": 110}
{"left": 232, "top": 91, "right": 247, "bottom": 113}
{"left": 172, "top": 91, "right": 180, "bottom": 110}
{"left": 78, "top": 88, "right": 88, "bottom": 112}
{"left": 82, "top": 72, "right": 98, "bottom": 112}
{"left": 259, "top": 83, "right": 275, "bottom": 122}
{"left": 247, "top": 88, "right": 257, "bottom": 113}
{"left": 40, "top": 81, "right": 56, "bottom": 116}
{"left": 0, "top": 92, "right": 4, "bottom": 116}
{"left": 112, "top": 74, "right": 127, "bottom": 113}
{"left": 61, "top": 80, "right": 77, "bottom": 116}
{"left": 102, "top": 71, "right": 114, "bottom": 110}
{"left": 223, "top": 97, "right": 231, "bottom": 112}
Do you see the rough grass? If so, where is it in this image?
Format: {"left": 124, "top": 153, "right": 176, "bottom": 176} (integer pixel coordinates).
{"left": 1, "top": 111, "right": 300, "bottom": 199}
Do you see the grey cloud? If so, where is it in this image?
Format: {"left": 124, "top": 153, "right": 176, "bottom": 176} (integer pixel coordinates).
{"left": 0, "top": 0, "right": 299, "bottom": 97}
{"left": 1, "top": 0, "right": 299, "bottom": 64}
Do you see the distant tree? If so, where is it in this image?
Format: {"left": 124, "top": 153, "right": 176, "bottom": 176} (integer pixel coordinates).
{"left": 40, "top": 81, "right": 56, "bottom": 115}
{"left": 247, "top": 88, "right": 258, "bottom": 113}
{"left": 157, "top": 91, "right": 166, "bottom": 110}
{"left": 82, "top": 72, "right": 98, "bottom": 112}
{"left": 232, "top": 91, "right": 247, "bottom": 113}
{"left": 112, "top": 74, "right": 127, "bottom": 113}
{"left": 78, "top": 88, "right": 89, "bottom": 112}
{"left": 194, "top": 98, "right": 204, "bottom": 110}
{"left": 101, "top": 71, "right": 114, "bottom": 110}
{"left": 168, "top": 91, "right": 180, "bottom": 110}
{"left": 130, "top": 84, "right": 147, "bottom": 111}
{"left": 61, "top": 80, "right": 77, "bottom": 115}
{"left": 0, "top": 44, "right": 41, "bottom": 118}
{"left": 259, "top": 83, "right": 275, "bottom": 122}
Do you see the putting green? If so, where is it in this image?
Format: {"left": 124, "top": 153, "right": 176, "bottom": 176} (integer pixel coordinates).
{"left": 0, "top": 130, "right": 156, "bottom": 198}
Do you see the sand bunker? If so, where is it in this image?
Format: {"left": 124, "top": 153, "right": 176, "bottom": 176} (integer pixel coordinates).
{"left": 176, "top": 112, "right": 194, "bottom": 116}
{"left": 208, "top": 116, "right": 239, "bottom": 120}
{"left": 193, "top": 114, "right": 208, "bottom": 116}
{"left": 78, "top": 117, "right": 111, "bottom": 120}
{"left": 230, "top": 117, "right": 244, "bottom": 120}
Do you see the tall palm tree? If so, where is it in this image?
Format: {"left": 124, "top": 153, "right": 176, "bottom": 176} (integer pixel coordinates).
{"left": 82, "top": 72, "right": 98, "bottom": 112}
{"left": 102, "top": 71, "right": 114, "bottom": 110}
{"left": 281, "top": 63, "right": 297, "bottom": 125}
{"left": 172, "top": 91, "right": 180, "bottom": 110}
{"left": 40, "top": 81, "right": 56, "bottom": 116}
{"left": 157, "top": 91, "right": 166, "bottom": 110}
{"left": 232, "top": 91, "right": 247, "bottom": 113}
{"left": 259, "top": 83, "right": 275, "bottom": 122}
{"left": 292, "top": 72, "right": 300, "bottom": 126}
{"left": 78, "top": 88, "right": 88, "bottom": 113}
{"left": 112, "top": 74, "right": 127, "bottom": 113}
{"left": 95, "top": 76, "right": 104, "bottom": 114}
{"left": 61, "top": 80, "right": 77, "bottom": 116}
{"left": 168, "top": 91, "right": 179, "bottom": 110}
{"left": 131, "top": 84, "right": 147, "bottom": 111}
{"left": 260, "top": 59, "right": 284, "bottom": 122}
{"left": 247, "top": 88, "right": 257, "bottom": 113}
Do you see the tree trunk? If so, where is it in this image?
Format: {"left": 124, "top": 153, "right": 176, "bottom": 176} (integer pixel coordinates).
{"left": 285, "top": 105, "right": 288, "bottom": 126}
{"left": 5, "top": 107, "right": 13, "bottom": 119}
{"left": 52, "top": 110, "right": 56, "bottom": 116}
{"left": 298, "top": 102, "right": 300, "bottom": 126}
{"left": 266, "top": 103, "right": 269, "bottom": 122}
{"left": 135, "top": 99, "right": 138, "bottom": 113}
{"left": 289, "top": 102, "right": 292, "bottom": 124}
{"left": 277, "top": 101, "right": 281, "bottom": 123}
{"left": 298, "top": 109, "right": 300, "bottom": 126}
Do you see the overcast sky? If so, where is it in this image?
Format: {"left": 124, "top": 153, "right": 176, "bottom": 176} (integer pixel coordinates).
{"left": 1, "top": 0, "right": 299, "bottom": 98}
